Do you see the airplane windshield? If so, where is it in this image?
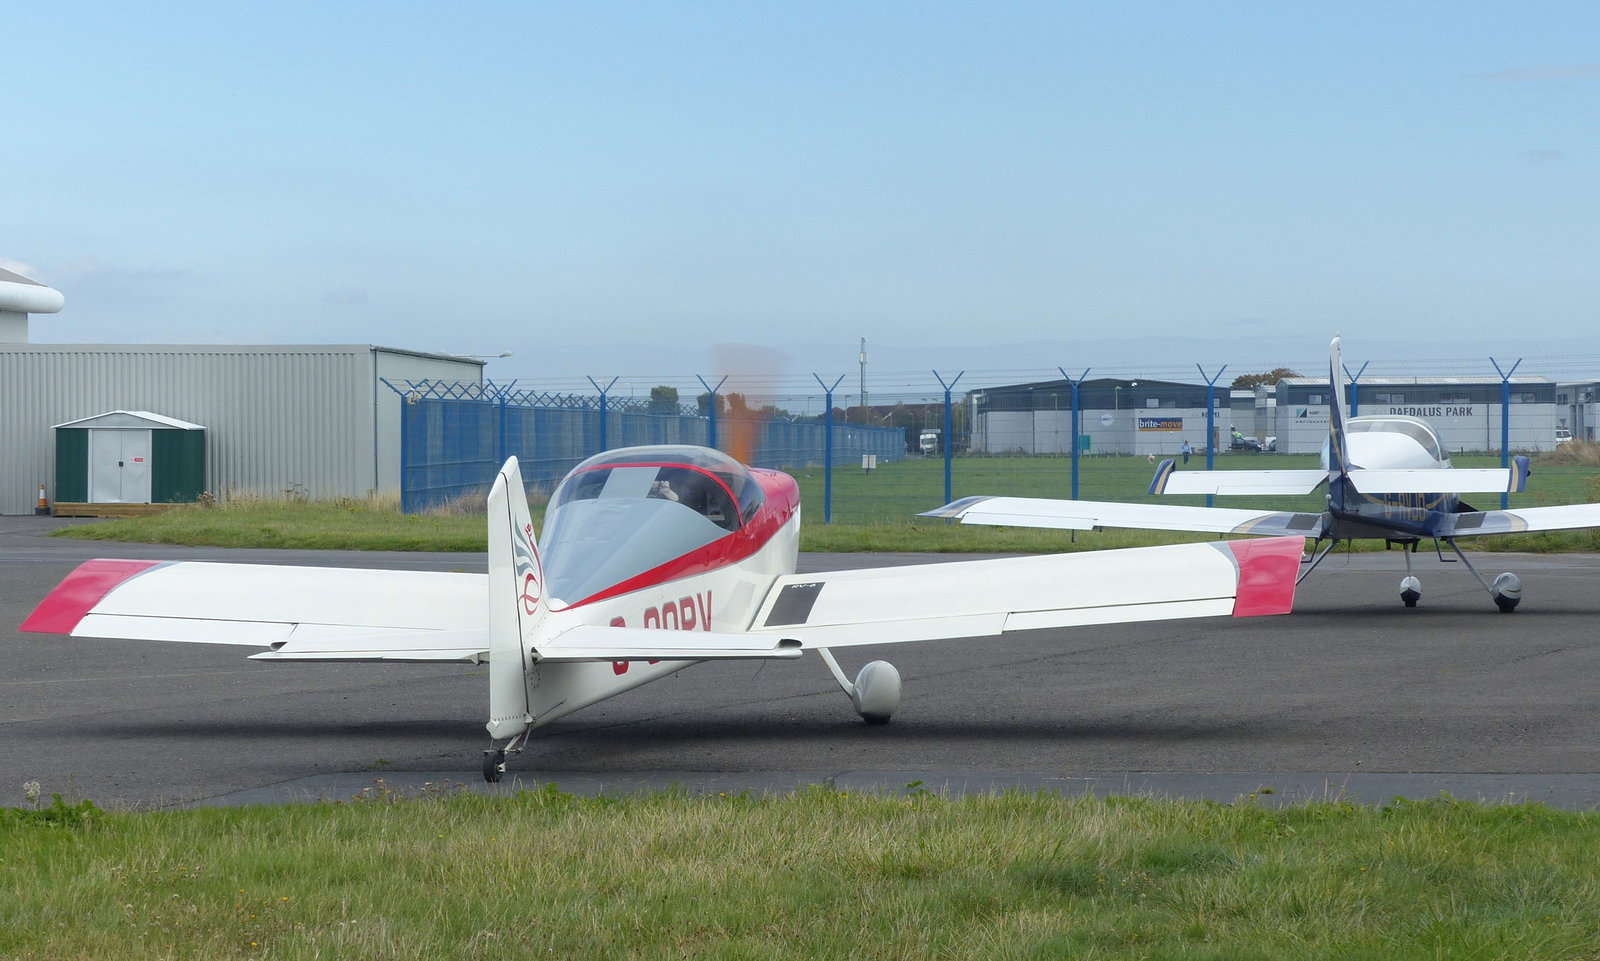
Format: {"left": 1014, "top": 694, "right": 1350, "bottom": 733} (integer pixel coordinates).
{"left": 537, "top": 447, "right": 765, "bottom": 604}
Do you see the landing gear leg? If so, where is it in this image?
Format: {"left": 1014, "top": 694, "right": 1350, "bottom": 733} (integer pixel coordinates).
{"left": 1443, "top": 538, "right": 1521, "bottom": 613}
{"left": 1400, "top": 543, "right": 1421, "bottom": 608}
{"left": 1297, "top": 538, "right": 1337, "bottom": 585}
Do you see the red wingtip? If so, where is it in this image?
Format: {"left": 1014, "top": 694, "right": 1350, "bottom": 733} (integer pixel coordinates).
{"left": 18, "top": 559, "right": 164, "bottom": 634}
{"left": 1224, "top": 537, "right": 1303, "bottom": 617}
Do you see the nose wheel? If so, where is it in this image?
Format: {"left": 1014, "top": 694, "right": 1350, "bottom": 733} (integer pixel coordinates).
{"left": 1400, "top": 576, "right": 1421, "bottom": 608}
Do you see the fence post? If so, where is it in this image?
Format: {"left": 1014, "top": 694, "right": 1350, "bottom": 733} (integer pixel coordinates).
{"left": 1343, "top": 358, "right": 1369, "bottom": 416}
{"left": 1058, "top": 367, "right": 1090, "bottom": 500}
{"left": 697, "top": 374, "right": 728, "bottom": 450}
{"left": 496, "top": 386, "right": 508, "bottom": 467}
{"left": 378, "top": 378, "right": 408, "bottom": 512}
{"left": 1490, "top": 355, "right": 1522, "bottom": 510}
{"left": 587, "top": 376, "right": 619, "bottom": 454}
{"left": 814, "top": 374, "right": 845, "bottom": 523}
{"left": 1196, "top": 363, "right": 1227, "bottom": 509}
{"left": 933, "top": 370, "right": 963, "bottom": 508}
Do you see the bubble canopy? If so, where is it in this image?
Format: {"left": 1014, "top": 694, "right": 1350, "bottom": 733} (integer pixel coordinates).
{"left": 538, "top": 446, "right": 768, "bottom": 605}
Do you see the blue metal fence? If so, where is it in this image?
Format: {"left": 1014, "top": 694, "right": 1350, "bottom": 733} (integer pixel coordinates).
{"left": 388, "top": 380, "right": 906, "bottom": 513}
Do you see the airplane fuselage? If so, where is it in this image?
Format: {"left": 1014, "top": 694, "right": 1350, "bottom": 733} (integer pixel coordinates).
{"left": 521, "top": 449, "right": 804, "bottom": 728}
{"left": 1323, "top": 415, "right": 1460, "bottom": 541}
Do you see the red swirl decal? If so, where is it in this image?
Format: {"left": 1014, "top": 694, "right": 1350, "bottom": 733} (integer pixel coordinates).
{"left": 521, "top": 571, "right": 542, "bottom": 614}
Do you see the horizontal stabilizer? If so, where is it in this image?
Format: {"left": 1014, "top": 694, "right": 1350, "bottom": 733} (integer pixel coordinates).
{"left": 1347, "top": 467, "right": 1524, "bottom": 495}
{"left": 533, "top": 625, "right": 802, "bottom": 662}
{"left": 1154, "top": 469, "right": 1327, "bottom": 496}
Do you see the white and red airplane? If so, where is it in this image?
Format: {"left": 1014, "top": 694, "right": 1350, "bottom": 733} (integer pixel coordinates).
{"left": 22, "top": 446, "right": 1302, "bottom": 781}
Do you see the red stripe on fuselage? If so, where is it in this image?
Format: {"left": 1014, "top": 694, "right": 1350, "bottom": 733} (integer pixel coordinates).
{"left": 561, "top": 468, "right": 801, "bottom": 609}
{"left": 1223, "top": 537, "right": 1302, "bottom": 617}
{"left": 18, "top": 558, "right": 166, "bottom": 634}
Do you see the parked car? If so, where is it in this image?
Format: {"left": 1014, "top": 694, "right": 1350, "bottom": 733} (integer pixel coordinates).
{"left": 1228, "top": 427, "right": 1261, "bottom": 452}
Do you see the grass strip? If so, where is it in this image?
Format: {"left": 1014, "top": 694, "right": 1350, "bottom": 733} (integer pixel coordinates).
{"left": 5, "top": 786, "right": 1599, "bottom": 959}
{"left": 51, "top": 451, "right": 1600, "bottom": 554}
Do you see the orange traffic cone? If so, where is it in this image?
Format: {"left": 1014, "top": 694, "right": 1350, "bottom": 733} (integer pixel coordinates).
{"left": 36, "top": 483, "right": 48, "bottom": 515}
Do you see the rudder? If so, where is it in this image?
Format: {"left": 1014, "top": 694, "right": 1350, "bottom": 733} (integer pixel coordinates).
{"left": 486, "top": 456, "right": 544, "bottom": 740}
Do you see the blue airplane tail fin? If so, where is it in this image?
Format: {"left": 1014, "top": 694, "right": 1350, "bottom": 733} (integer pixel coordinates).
{"left": 1325, "top": 335, "right": 1352, "bottom": 481}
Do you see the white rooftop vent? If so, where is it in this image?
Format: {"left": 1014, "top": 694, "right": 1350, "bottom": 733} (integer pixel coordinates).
{"left": 0, "top": 265, "right": 65, "bottom": 344}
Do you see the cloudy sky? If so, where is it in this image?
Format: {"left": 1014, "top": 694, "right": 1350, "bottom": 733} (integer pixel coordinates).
{"left": 7, "top": 3, "right": 1599, "bottom": 399}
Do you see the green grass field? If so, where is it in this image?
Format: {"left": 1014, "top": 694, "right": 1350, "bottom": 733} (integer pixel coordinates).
{"left": 7, "top": 786, "right": 1600, "bottom": 960}
{"left": 55, "top": 450, "right": 1600, "bottom": 554}
{"left": 796, "top": 450, "right": 1600, "bottom": 523}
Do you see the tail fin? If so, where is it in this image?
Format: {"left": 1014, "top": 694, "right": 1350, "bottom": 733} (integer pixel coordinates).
{"left": 1325, "top": 335, "right": 1352, "bottom": 479}
{"left": 486, "top": 456, "right": 544, "bottom": 740}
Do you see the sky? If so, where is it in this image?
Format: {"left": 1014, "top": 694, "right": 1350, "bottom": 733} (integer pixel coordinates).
{"left": 7, "top": 2, "right": 1600, "bottom": 402}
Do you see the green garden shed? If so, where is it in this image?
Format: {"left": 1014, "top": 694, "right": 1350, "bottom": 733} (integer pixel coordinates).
{"left": 53, "top": 410, "right": 206, "bottom": 508}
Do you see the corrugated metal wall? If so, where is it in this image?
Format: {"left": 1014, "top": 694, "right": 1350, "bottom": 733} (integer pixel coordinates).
{"left": 0, "top": 345, "right": 481, "bottom": 514}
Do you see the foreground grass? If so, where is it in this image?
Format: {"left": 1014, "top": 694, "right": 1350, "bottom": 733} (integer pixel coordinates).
{"left": 6, "top": 787, "right": 1600, "bottom": 960}
{"left": 52, "top": 451, "right": 1600, "bottom": 554}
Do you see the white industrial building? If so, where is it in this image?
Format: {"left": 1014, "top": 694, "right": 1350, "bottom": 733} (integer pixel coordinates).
{"left": 1273, "top": 375, "right": 1561, "bottom": 455}
{"left": 0, "top": 268, "right": 484, "bottom": 515}
{"left": 969, "top": 377, "right": 1235, "bottom": 456}
{"left": 969, "top": 368, "right": 1574, "bottom": 459}
{"left": 1556, "top": 382, "right": 1599, "bottom": 442}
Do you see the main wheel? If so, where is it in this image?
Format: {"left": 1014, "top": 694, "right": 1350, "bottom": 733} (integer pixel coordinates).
{"left": 483, "top": 750, "right": 505, "bottom": 783}
{"left": 1491, "top": 572, "right": 1522, "bottom": 613}
{"left": 1400, "top": 576, "right": 1421, "bottom": 608}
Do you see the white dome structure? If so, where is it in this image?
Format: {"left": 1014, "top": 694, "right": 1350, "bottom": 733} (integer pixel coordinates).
{"left": 0, "top": 265, "right": 65, "bottom": 343}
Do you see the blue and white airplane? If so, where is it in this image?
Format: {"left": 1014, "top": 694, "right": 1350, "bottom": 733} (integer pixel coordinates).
{"left": 925, "top": 336, "right": 1600, "bottom": 612}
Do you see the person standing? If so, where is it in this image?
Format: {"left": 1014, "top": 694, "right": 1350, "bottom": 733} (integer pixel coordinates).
{"left": 1180, "top": 439, "right": 1192, "bottom": 465}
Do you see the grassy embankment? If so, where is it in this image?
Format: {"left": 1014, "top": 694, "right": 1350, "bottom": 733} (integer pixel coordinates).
{"left": 54, "top": 446, "right": 1600, "bottom": 554}
{"left": 7, "top": 786, "right": 1600, "bottom": 959}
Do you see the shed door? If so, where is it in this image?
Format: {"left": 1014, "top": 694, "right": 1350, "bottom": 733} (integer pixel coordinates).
{"left": 89, "top": 430, "right": 154, "bottom": 503}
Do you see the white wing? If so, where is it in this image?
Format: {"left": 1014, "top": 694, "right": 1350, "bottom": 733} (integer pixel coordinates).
{"left": 24, "top": 538, "right": 1301, "bottom": 662}
{"left": 21, "top": 559, "right": 489, "bottom": 662}
{"left": 921, "top": 495, "right": 1322, "bottom": 538}
{"left": 747, "top": 538, "right": 1302, "bottom": 648}
{"left": 1443, "top": 502, "right": 1600, "bottom": 537}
